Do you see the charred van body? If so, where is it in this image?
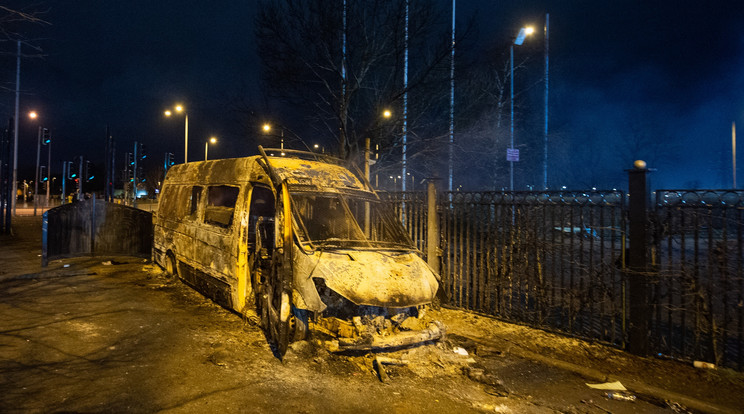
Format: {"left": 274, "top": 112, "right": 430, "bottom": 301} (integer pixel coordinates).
{"left": 153, "top": 147, "right": 443, "bottom": 356}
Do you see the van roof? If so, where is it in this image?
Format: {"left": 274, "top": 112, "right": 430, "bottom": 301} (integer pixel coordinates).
{"left": 267, "top": 156, "right": 366, "bottom": 192}
{"left": 164, "top": 155, "right": 368, "bottom": 192}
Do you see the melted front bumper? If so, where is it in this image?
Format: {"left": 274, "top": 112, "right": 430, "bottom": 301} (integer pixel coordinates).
{"left": 316, "top": 320, "right": 445, "bottom": 352}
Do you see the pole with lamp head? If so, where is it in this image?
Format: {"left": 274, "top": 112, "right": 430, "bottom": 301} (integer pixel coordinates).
{"left": 510, "top": 25, "right": 534, "bottom": 192}
{"left": 164, "top": 104, "right": 188, "bottom": 163}
{"left": 204, "top": 136, "right": 217, "bottom": 160}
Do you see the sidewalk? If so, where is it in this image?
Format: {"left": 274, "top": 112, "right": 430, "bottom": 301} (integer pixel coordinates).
{"left": 2, "top": 215, "right": 744, "bottom": 413}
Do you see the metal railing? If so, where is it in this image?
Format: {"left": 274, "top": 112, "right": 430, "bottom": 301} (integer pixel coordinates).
{"left": 653, "top": 190, "right": 744, "bottom": 369}
{"left": 385, "top": 186, "right": 744, "bottom": 370}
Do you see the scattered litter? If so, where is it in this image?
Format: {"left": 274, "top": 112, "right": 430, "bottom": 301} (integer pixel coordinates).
{"left": 373, "top": 356, "right": 390, "bottom": 383}
{"left": 207, "top": 350, "right": 229, "bottom": 367}
{"left": 605, "top": 391, "right": 636, "bottom": 402}
{"left": 693, "top": 360, "right": 716, "bottom": 369}
{"left": 465, "top": 366, "right": 509, "bottom": 397}
{"left": 452, "top": 346, "right": 469, "bottom": 356}
{"left": 666, "top": 400, "right": 692, "bottom": 413}
{"left": 375, "top": 356, "right": 409, "bottom": 366}
{"left": 586, "top": 380, "right": 626, "bottom": 390}
{"left": 581, "top": 399, "right": 612, "bottom": 413}
{"left": 473, "top": 402, "right": 510, "bottom": 412}
{"left": 101, "top": 260, "right": 127, "bottom": 265}
{"left": 63, "top": 264, "right": 70, "bottom": 268}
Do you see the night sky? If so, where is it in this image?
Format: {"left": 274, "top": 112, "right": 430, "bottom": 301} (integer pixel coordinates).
{"left": 2, "top": 1, "right": 743, "bottom": 190}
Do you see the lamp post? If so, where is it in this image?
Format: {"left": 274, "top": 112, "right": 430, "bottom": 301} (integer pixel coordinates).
{"left": 204, "top": 136, "right": 217, "bottom": 160}
{"left": 33, "top": 125, "right": 41, "bottom": 215}
{"left": 543, "top": 13, "right": 550, "bottom": 190}
{"left": 165, "top": 104, "right": 188, "bottom": 163}
{"left": 364, "top": 109, "right": 393, "bottom": 189}
{"left": 262, "top": 123, "right": 284, "bottom": 150}
{"left": 45, "top": 132, "right": 51, "bottom": 207}
{"left": 510, "top": 26, "right": 534, "bottom": 192}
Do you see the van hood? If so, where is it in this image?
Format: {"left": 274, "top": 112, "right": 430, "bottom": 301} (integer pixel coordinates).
{"left": 293, "top": 248, "right": 439, "bottom": 310}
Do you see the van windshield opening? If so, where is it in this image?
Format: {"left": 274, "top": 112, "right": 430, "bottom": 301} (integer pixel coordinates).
{"left": 290, "top": 193, "right": 414, "bottom": 250}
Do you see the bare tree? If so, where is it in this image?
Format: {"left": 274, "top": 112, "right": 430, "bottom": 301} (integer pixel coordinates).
{"left": 0, "top": 5, "right": 49, "bottom": 92}
{"left": 255, "top": 0, "right": 453, "bottom": 162}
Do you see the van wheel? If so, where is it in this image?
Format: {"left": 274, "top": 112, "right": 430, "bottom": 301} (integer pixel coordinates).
{"left": 165, "top": 253, "right": 178, "bottom": 279}
{"left": 258, "top": 264, "right": 292, "bottom": 358}
{"left": 290, "top": 308, "right": 308, "bottom": 342}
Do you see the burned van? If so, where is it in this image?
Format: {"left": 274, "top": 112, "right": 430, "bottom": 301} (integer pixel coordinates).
{"left": 153, "top": 147, "right": 443, "bottom": 356}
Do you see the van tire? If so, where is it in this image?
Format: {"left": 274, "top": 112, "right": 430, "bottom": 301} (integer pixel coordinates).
{"left": 165, "top": 253, "right": 178, "bottom": 279}
{"left": 290, "top": 308, "right": 308, "bottom": 342}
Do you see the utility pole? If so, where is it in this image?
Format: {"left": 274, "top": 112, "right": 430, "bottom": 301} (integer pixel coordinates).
{"left": 61, "top": 161, "right": 67, "bottom": 204}
{"left": 46, "top": 138, "right": 51, "bottom": 206}
{"left": 11, "top": 40, "right": 20, "bottom": 215}
{"left": 77, "top": 156, "right": 83, "bottom": 201}
{"left": 401, "top": 0, "right": 409, "bottom": 193}
{"left": 448, "top": 0, "right": 456, "bottom": 193}
{"left": 33, "top": 127, "right": 41, "bottom": 215}
{"left": 543, "top": 13, "right": 550, "bottom": 190}
{"left": 733, "top": 122, "right": 737, "bottom": 189}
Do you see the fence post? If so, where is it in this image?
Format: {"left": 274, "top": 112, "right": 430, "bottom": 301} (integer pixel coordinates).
{"left": 627, "top": 160, "right": 651, "bottom": 356}
{"left": 426, "top": 179, "right": 440, "bottom": 275}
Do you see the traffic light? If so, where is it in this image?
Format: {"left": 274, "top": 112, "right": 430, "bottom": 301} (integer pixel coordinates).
{"left": 165, "top": 152, "right": 175, "bottom": 169}
{"left": 84, "top": 161, "right": 95, "bottom": 182}
{"left": 42, "top": 128, "right": 51, "bottom": 145}
{"left": 68, "top": 161, "right": 78, "bottom": 179}
{"left": 138, "top": 142, "right": 147, "bottom": 160}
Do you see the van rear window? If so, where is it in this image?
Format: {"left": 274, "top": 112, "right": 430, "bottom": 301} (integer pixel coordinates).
{"left": 205, "top": 185, "right": 240, "bottom": 228}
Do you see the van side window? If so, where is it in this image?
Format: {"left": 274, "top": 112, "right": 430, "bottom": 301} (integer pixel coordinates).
{"left": 189, "top": 186, "right": 202, "bottom": 219}
{"left": 159, "top": 184, "right": 186, "bottom": 219}
{"left": 204, "top": 185, "right": 240, "bottom": 228}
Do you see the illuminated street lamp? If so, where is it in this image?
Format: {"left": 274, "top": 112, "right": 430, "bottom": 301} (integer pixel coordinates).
{"left": 509, "top": 25, "right": 534, "bottom": 192}
{"left": 262, "top": 123, "right": 284, "bottom": 150}
{"left": 204, "top": 136, "right": 217, "bottom": 160}
{"left": 164, "top": 104, "right": 188, "bottom": 163}
{"left": 29, "top": 112, "right": 49, "bottom": 216}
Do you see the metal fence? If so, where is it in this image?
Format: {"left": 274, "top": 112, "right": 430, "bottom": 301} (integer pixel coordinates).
{"left": 652, "top": 190, "right": 744, "bottom": 370}
{"left": 42, "top": 198, "right": 153, "bottom": 266}
{"left": 385, "top": 186, "right": 744, "bottom": 370}
{"left": 439, "top": 191, "right": 627, "bottom": 345}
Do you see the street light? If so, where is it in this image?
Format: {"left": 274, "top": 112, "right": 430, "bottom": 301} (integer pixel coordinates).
{"left": 204, "top": 136, "right": 217, "bottom": 160}
{"left": 509, "top": 25, "right": 534, "bottom": 192}
{"left": 164, "top": 104, "right": 188, "bottom": 163}
{"left": 28, "top": 112, "right": 46, "bottom": 216}
{"left": 262, "top": 123, "right": 284, "bottom": 150}
{"left": 44, "top": 128, "right": 52, "bottom": 207}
